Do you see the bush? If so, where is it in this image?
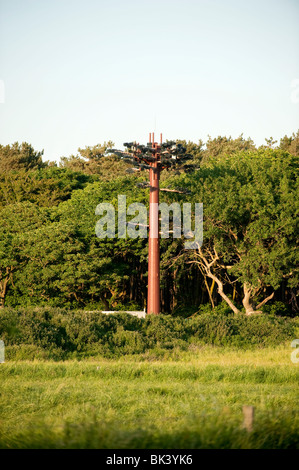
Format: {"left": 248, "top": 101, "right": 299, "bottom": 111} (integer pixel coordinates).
{"left": 261, "top": 301, "right": 294, "bottom": 317}
{"left": 0, "top": 306, "right": 297, "bottom": 360}
{"left": 187, "top": 312, "right": 297, "bottom": 347}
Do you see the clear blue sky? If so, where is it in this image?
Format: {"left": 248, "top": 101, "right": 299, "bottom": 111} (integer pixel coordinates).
{"left": 0, "top": 0, "right": 298, "bottom": 162}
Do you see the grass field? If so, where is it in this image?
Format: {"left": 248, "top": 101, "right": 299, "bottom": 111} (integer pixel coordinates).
{"left": 0, "top": 345, "right": 298, "bottom": 449}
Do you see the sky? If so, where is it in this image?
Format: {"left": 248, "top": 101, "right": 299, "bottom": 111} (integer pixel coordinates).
{"left": 0, "top": 0, "right": 298, "bottom": 163}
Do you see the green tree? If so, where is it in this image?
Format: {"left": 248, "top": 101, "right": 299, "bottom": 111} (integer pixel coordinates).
{"left": 183, "top": 149, "right": 298, "bottom": 315}
{"left": 59, "top": 142, "right": 130, "bottom": 178}
{"left": 0, "top": 167, "right": 93, "bottom": 209}
{"left": 202, "top": 134, "right": 256, "bottom": 164}
{"left": 9, "top": 178, "right": 149, "bottom": 309}
{"left": 279, "top": 130, "right": 299, "bottom": 156}
{"left": 0, "top": 202, "right": 50, "bottom": 307}
{"left": 175, "top": 139, "right": 204, "bottom": 163}
{"left": 1, "top": 138, "right": 298, "bottom": 315}
{"left": 59, "top": 143, "right": 112, "bottom": 173}
{"left": 259, "top": 137, "right": 278, "bottom": 149}
{"left": 0, "top": 142, "right": 46, "bottom": 173}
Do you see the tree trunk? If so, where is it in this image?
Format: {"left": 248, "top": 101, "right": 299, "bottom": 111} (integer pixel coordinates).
{"left": 193, "top": 246, "right": 275, "bottom": 316}
{"left": 192, "top": 246, "right": 241, "bottom": 315}
{"left": 242, "top": 284, "right": 274, "bottom": 315}
{"left": 101, "top": 295, "right": 109, "bottom": 310}
{"left": 242, "top": 283, "right": 256, "bottom": 316}
{"left": 204, "top": 277, "right": 215, "bottom": 308}
{"left": 256, "top": 292, "right": 275, "bottom": 310}
{"left": 210, "top": 271, "right": 240, "bottom": 315}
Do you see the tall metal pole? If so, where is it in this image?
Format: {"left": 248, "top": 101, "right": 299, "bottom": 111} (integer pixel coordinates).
{"left": 147, "top": 133, "right": 160, "bottom": 314}
{"left": 108, "top": 133, "right": 191, "bottom": 315}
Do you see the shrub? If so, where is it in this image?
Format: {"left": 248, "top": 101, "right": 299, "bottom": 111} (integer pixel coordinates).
{"left": 187, "top": 312, "right": 297, "bottom": 347}
{"left": 0, "top": 307, "right": 297, "bottom": 360}
{"left": 261, "top": 301, "right": 294, "bottom": 317}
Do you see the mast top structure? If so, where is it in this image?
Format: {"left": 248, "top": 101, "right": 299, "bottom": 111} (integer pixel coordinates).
{"left": 107, "top": 133, "right": 196, "bottom": 176}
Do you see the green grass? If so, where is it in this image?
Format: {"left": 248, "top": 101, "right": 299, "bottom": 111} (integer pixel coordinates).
{"left": 0, "top": 346, "right": 298, "bottom": 449}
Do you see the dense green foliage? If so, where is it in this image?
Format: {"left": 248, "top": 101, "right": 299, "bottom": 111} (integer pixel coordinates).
{"left": 0, "top": 134, "right": 298, "bottom": 314}
{"left": 0, "top": 142, "right": 45, "bottom": 173}
{"left": 179, "top": 148, "right": 298, "bottom": 315}
{"left": 1, "top": 306, "right": 297, "bottom": 360}
{"left": 0, "top": 167, "right": 93, "bottom": 209}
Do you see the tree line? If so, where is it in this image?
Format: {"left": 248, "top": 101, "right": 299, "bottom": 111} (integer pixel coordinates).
{"left": 0, "top": 132, "right": 298, "bottom": 316}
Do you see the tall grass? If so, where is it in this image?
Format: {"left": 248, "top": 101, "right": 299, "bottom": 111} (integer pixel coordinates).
{"left": 0, "top": 355, "right": 298, "bottom": 449}
{"left": 0, "top": 306, "right": 298, "bottom": 449}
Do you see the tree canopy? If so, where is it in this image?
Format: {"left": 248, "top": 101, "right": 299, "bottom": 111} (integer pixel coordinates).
{"left": 181, "top": 149, "right": 298, "bottom": 315}
{"left": 0, "top": 142, "right": 46, "bottom": 173}
{"left": 0, "top": 135, "right": 298, "bottom": 315}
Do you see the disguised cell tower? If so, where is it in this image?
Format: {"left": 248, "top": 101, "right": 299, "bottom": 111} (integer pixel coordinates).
{"left": 107, "top": 133, "right": 195, "bottom": 315}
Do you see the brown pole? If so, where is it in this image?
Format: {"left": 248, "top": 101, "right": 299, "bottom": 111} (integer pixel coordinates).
{"left": 147, "top": 139, "right": 160, "bottom": 315}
